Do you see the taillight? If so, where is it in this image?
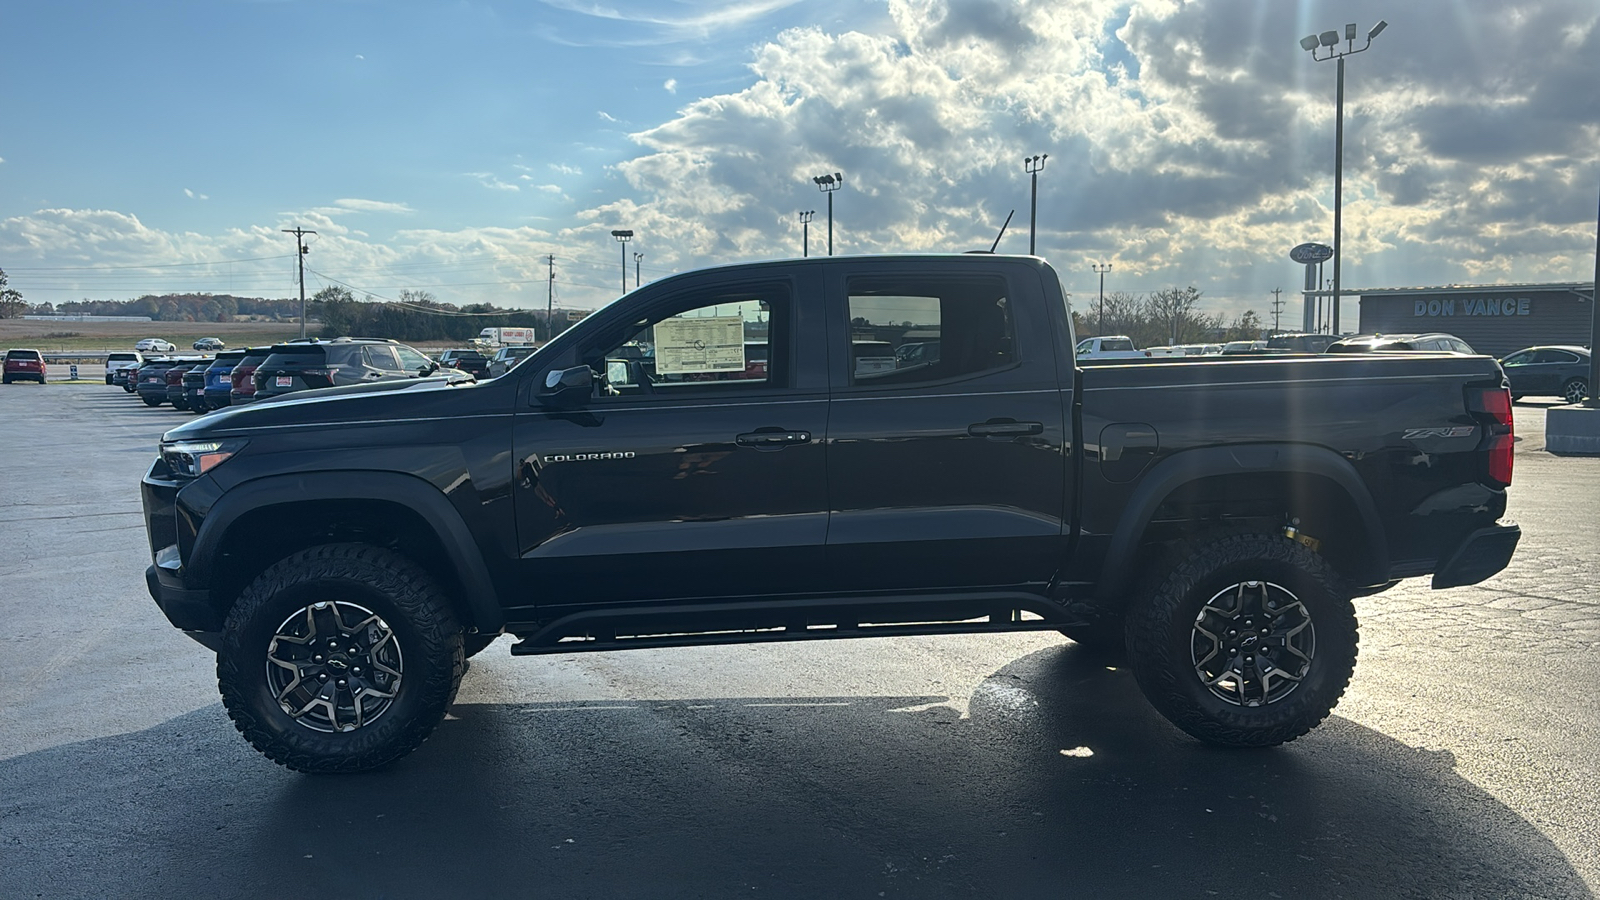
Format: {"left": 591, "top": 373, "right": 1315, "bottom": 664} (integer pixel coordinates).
{"left": 1467, "top": 385, "right": 1514, "bottom": 486}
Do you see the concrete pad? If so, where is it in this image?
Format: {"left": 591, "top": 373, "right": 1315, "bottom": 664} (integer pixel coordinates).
{"left": 1546, "top": 403, "right": 1600, "bottom": 455}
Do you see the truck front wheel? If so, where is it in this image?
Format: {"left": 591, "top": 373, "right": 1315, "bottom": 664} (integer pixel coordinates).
{"left": 1127, "top": 532, "right": 1357, "bottom": 747}
{"left": 217, "top": 544, "right": 465, "bottom": 773}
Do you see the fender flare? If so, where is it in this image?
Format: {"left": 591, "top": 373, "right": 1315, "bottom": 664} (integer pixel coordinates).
{"left": 188, "top": 470, "right": 505, "bottom": 631}
{"left": 1095, "top": 443, "right": 1388, "bottom": 599}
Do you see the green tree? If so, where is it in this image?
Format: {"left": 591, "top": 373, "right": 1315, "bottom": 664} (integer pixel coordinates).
{"left": 0, "top": 268, "right": 24, "bottom": 319}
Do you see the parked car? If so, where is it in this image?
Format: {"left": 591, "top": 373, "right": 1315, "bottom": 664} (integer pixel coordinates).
{"left": 141, "top": 253, "right": 1519, "bottom": 773}
{"left": 1264, "top": 333, "right": 1340, "bottom": 353}
{"left": 193, "top": 337, "right": 226, "bottom": 351}
{"left": 106, "top": 351, "right": 143, "bottom": 384}
{"left": 134, "top": 358, "right": 183, "bottom": 406}
{"left": 113, "top": 362, "right": 142, "bottom": 390}
{"left": 1074, "top": 335, "right": 1148, "bottom": 359}
{"left": 486, "top": 344, "right": 537, "bottom": 377}
{"left": 1499, "top": 345, "right": 1591, "bottom": 403}
{"left": 252, "top": 338, "right": 441, "bottom": 402}
{"left": 436, "top": 348, "right": 492, "bottom": 379}
{"left": 135, "top": 338, "right": 176, "bottom": 352}
{"left": 3, "top": 349, "right": 48, "bottom": 384}
{"left": 1324, "top": 333, "right": 1476, "bottom": 354}
{"left": 1220, "top": 340, "right": 1268, "bottom": 354}
{"left": 181, "top": 362, "right": 214, "bottom": 412}
{"left": 165, "top": 360, "right": 209, "bottom": 411}
{"left": 201, "top": 350, "right": 247, "bottom": 411}
{"left": 229, "top": 348, "right": 273, "bottom": 406}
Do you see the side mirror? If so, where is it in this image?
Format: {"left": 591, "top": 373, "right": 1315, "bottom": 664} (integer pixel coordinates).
{"left": 540, "top": 365, "right": 594, "bottom": 407}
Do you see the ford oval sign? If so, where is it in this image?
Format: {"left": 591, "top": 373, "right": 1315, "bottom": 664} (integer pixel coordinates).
{"left": 1290, "top": 242, "right": 1334, "bottom": 264}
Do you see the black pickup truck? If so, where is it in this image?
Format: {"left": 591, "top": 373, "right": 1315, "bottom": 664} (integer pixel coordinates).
{"left": 141, "top": 254, "right": 1520, "bottom": 773}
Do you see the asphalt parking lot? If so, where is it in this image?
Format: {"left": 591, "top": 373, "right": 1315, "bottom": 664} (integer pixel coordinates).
{"left": 1, "top": 383, "right": 1596, "bottom": 899}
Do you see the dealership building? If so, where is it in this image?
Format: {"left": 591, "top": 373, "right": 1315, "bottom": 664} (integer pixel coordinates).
{"left": 1355, "top": 282, "right": 1594, "bottom": 358}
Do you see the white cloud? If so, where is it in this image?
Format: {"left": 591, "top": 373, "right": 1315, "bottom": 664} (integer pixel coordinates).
{"left": 664, "top": 78, "right": 678, "bottom": 93}
{"left": 538, "top": 0, "right": 800, "bottom": 42}
{"left": 333, "top": 198, "right": 414, "bottom": 214}
{"left": 593, "top": 0, "right": 1599, "bottom": 309}
{"left": 550, "top": 163, "right": 583, "bottom": 176}
{"left": 467, "top": 173, "right": 520, "bottom": 192}
{"left": 355, "top": 54, "right": 365, "bottom": 60}
{"left": 183, "top": 188, "right": 208, "bottom": 200}
{"left": 598, "top": 111, "right": 620, "bottom": 123}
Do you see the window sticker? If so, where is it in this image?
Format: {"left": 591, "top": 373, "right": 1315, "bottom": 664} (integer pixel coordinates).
{"left": 654, "top": 315, "right": 746, "bottom": 374}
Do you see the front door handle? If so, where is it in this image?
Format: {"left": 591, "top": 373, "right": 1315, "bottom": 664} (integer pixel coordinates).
{"left": 736, "top": 429, "right": 812, "bottom": 449}
{"left": 967, "top": 419, "right": 1043, "bottom": 437}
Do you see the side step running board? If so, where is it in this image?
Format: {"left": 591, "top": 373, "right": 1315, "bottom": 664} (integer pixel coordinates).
{"left": 509, "top": 592, "right": 1081, "bottom": 656}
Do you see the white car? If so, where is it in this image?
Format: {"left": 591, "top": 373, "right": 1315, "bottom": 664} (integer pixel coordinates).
{"left": 1075, "top": 335, "right": 1152, "bottom": 359}
{"left": 135, "top": 338, "right": 176, "bottom": 352}
{"left": 105, "top": 351, "right": 143, "bottom": 384}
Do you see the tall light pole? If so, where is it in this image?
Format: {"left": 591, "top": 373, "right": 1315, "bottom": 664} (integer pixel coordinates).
{"left": 282, "top": 226, "right": 316, "bottom": 339}
{"left": 799, "top": 210, "right": 815, "bottom": 257}
{"left": 1025, "top": 154, "right": 1048, "bottom": 255}
{"left": 1092, "top": 262, "right": 1112, "bottom": 335}
{"left": 1301, "top": 19, "right": 1387, "bottom": 337}
{"left": 610, "top": 230, "right": 633, "bottom": 295}
{"left": 813, "top": 173, "right": 842, "bottom": 256}
{"left": 633, "top": 252, "right": 644, "bottom": 289}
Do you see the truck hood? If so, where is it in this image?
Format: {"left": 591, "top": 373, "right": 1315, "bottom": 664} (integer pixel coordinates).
{"left": 161, "top": 373, "right": 488, "bottom": 442}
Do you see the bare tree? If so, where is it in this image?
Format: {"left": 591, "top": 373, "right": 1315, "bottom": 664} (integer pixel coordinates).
{"left": 1099, "top": 290, "right": 1144, "bottom": 338}
{"left": 1143, "top": 286, "right": 1205, "bottom": 345}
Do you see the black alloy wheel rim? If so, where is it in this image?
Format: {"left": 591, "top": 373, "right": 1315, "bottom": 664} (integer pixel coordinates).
{"left": 266, "top": 600, "right": 404, "bottom": 733}
{"left": 1565, "top": 380, "right": 1588, "bottom": 404}
{"left": 1191, "top": 580, "right": 1315, "bottom": 707}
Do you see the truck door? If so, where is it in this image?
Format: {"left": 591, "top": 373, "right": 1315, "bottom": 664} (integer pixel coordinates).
{"left": 511, "top": 269, "right": 830, "bottom": 613}
{"left": 822, "top": 261, "right": 1069, "bottom": 592}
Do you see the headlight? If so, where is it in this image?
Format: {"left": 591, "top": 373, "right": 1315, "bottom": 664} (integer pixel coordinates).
{"left": 160, "top": 439, "right": 246, "bottom": 478}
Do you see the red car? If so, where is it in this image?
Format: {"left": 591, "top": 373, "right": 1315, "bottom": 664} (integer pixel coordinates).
{"left": 3, "top": 349, "right": 47, "bottom": 384}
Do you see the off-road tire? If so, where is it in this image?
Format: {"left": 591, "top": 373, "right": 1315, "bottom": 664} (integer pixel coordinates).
{"left": 218, "top": 543, "right": 464, "bottom": 773}
{"left": 105, "top": 375, "right": 114, "bottom": 385}
{"left": 1127, "top": 532, "right": 1357, "bottom": 747}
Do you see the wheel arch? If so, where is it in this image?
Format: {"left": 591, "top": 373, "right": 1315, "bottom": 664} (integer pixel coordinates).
{"left": 1096, "top": 443, "right": 1389, "bottom": 599}
{"left": 190, "top": 471, "right": 505, "bottom": 634}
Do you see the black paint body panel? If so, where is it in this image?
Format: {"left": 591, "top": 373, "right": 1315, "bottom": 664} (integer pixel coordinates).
{"left": 139, "top": 255, "right": 1516, "bottom": 644}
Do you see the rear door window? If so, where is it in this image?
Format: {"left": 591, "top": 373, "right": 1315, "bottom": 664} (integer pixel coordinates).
{"left": 362, "top": 345, "right": 402, "bottom": 371}
{"left": 843, "top": 274, "right": 1015, "bottom": 387}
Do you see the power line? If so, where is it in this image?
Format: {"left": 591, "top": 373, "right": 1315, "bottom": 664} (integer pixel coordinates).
{"left": 4, "top": 254, "right": 294, "bottom": 271}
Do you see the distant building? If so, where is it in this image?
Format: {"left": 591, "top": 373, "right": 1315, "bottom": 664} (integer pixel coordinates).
{"left": 22, "top": 314, "right": 153, "bottom": 322}
{"left": 1356, "top": 282, "right": 1594, "bottom": 358}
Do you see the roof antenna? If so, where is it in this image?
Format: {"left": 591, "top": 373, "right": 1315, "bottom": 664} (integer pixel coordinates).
{"left": 989, "top": 209, "right": 1015, "bottom": 253}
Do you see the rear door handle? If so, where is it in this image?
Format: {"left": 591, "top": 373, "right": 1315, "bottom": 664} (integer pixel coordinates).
{"left": 736, "top": 429, "right": 812, "bottom": 449}
{"left": 968, "top": 419, "right": 1043, "bottom": 437}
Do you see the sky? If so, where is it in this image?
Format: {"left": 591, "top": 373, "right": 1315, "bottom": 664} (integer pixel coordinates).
{"left": 2, "top": 0, "right": 1597, "bottom": 328}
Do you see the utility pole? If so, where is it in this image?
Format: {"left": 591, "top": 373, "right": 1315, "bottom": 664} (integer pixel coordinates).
{"left": 1025, "top": 155, "right": 1048, "bottom": 255}
{"left": 610, "top": 230, "right": 634, "bottom": 295}
{"left": 633, "top": 252, "right": 644, "bottom": 289}
{"left": 799, "top": 210, "right": 815, "bottom": 257}
{"left": 1301, "top": 19, "right": 1388, "bottom": 338}
{"left": 545, "top": 254, "right": 555, "bottom": 342}
{"left": 1270, "top": 288, "right": 1284, "bottom": 334}
{"left": 282, "top": 227, "right": 316, "bottom": 339}
{"left": 1092, "top": 262, "right": 1112, "bottom": 335}
{"left": 813, "top": 173, "right": 842, "bottom": 256}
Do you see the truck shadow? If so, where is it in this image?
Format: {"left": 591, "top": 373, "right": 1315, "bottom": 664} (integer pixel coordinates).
{"left": 1, "top": 644, "right": 1591, "bottom": 899}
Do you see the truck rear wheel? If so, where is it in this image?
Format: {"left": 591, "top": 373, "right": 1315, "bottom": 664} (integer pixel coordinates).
{"left": 217, "top": 543, "right": 464, "bottom": 773}
{"left": 1127, "top": 532, "right": 1357, "bottom": 747}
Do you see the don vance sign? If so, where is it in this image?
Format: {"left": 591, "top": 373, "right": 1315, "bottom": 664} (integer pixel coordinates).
{"left": 1415, "top": 297, "right": 1532, "bottom": 318}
